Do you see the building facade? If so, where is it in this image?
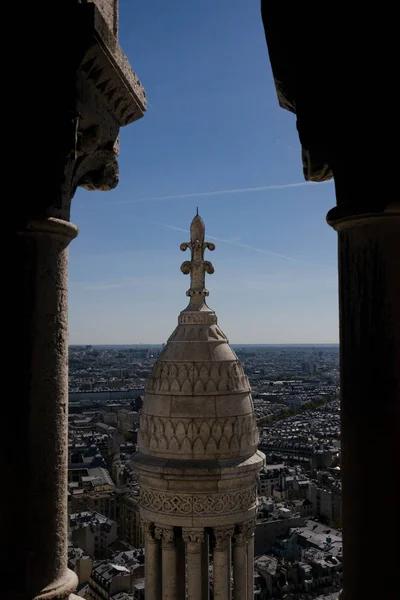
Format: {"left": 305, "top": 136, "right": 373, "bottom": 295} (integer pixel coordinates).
{"left": 69, "top": 511, "right": 118, "bottom": 559}
{"left": 119, "top": 493, "right": 144, "bottom": 548}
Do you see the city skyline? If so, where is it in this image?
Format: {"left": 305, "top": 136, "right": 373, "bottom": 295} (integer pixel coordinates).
{"left": 69, "top": 0, "right": 339, "bottom": 345}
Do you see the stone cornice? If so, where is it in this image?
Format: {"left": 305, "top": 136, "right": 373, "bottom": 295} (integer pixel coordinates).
{"left": 78, "top": 3, "right": 146, "bottom": 127}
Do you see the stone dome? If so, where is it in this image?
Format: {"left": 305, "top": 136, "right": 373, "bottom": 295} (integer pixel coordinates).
{"left": 138, "top": 214, "right": 259, "bottom": 461}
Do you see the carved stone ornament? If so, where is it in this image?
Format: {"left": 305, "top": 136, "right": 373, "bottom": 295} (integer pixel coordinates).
{"left": 180, "top": 212, "right": 215, "bottom": 305}
{"left": 140, "top": 486, "right": 257, "bottom": 516}
{"left": 142, "top": 520, "right": 155, "bottom": 540}
{"left": 138, "top": 413, "right": 259, "bottom": 457}
{"left": 54, "top": 2, "right": 146, "bottom": 215}
{"left": 213, "top": 526, "right": 235, "bottom": 549}
{"left": 235, "top": 519, "right": 256, "bottom": 543}
{"left": 182, "top": 529, "right": 205, "bottom": 545}
{"left": 154, "top": 525, "right": 175, "bottom": 545}
{"left": 145, "top": 360, "right": 250, "bottom": 396}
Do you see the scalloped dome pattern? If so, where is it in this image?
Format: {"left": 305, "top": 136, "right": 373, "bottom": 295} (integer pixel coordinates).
{"left": 139, "top": 313, "right": 259, "bottom": 460}
{"left": 146, "top": 359, "right": 250, "bottom": 396}
{"left": 138, "top": 413, "right": 259, "bottom": 459}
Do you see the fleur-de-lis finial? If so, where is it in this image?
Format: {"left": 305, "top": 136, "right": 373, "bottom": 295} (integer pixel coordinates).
{"left": 180, "top": 213, "right": 215, "bottom": 309}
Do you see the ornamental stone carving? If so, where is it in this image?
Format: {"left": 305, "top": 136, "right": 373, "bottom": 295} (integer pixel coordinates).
{"left": 235, "top": 519, "right": 256, "bottom": 543}
{"left": 213, "top": 526, "right": 235, "bottom": 549}
{"left": 154, "top": 525, "right": 175, "bottom": 545}
{"left": 182, "top": 529, "right": 205, "bottom": 544}
{"left": 142, "top": 520, "right": 155, "bottom": 541}
{"left": 53, "top": 3, "right": 146, "bottom": 216}
{"left": 140, "top": 486, "right": 257, "bottom": 516}
{"left": 146, "top": 360, "right": 250, "bottom": 395}
{"left": 138, "top": 413, "right": 259, "bottom": 457}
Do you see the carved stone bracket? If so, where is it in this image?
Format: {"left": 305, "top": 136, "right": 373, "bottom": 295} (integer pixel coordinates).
{"left": 213, "top": 526, "right": 235, "bottom": 550}
{"left": 50, "top": 3, "right": 146, "bottom": 218}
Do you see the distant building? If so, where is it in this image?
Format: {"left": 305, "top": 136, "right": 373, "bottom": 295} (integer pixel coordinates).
{"left": 68, "top": 543, "right": 93, "bottom": 585}
{"left": 117, "top": 409, "right": 139, "bottom": 434}
{"left": 258, "top": 464, "right": 285, "bottom": 496}
{"left": 308, "top": 482, "right": 342, "bottom": 527}
{"left": 69, "top": 489, "right": 118, "bottom": 521}
{"left": 273, "top": 520, "right": 343, "bottom": 563}
{"left": 69, "top": 511, "right": 118, "bottom": 559}
{"left": 118, "top": 492, "right": 143, "bottom": 548}
{"left": 255, "top": 515, "right": 305, "bottom": 555}
{"left": 87, "top": 550, "right": 145, "bottom": 600}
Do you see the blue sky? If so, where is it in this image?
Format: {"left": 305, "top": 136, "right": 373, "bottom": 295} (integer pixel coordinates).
{"left": 69, "top": 0, "right": 338, "bottom": 345}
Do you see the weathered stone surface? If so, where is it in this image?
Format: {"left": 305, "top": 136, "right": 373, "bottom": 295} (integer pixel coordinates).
{"left": 94, "top": 0, "right": 118, "bottom": 36}
{"left": 7, "top": 2, "right": 146, "bottom": 599}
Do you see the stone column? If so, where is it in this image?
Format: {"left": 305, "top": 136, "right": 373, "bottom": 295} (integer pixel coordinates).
{"left": 201, "top": 531, "right": 210, "bottom": 600}
{"left": 233, "top": 522, "right": 253, "bottom": 600}
{"left": 12, "top": 218, "right": 79, "bottom": 600}
{"left": 183, "top": 529, "right": 204, "bottom": 600}
{"left": 246, "top": 529, "right": 255, "bottom": 600}
{"left": 213, "top": 527, "right": 234, "bottom": 600}
{"left": 327, "top": 200, "right": 400, "bottom": 600}
{"left": 156, "top": 526, "right": 178, "bottom": 600}
{"left": 143, "top": 522, "right": 161, "bottom": 600}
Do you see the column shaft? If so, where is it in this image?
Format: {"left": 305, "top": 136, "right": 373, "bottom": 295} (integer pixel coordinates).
{"left": 213, "top": 528, "right": 233, "bottom": 600}
{"left": 186, "top": 542, "right": 202, "bottom": 600}
{"left": 328, "top": 204, "right": 400, "bottom": 600}
{"left": 144, "top": 526, "right": 161, "bottom": 600}
{"left": 13, "top": 219, "right": 78, "bottom": 599}
{"left": 246, "top": 535, "right": 254, "bottom": 600}
{"left": 161, "top": 538, "right": 178, "bottom": 600}
{"left": 233, "top": 541, "right": 247, "bottom": 600}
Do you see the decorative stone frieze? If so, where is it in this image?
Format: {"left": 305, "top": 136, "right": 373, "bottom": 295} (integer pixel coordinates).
{"left": 140, "top": 486, "right": 257, "bottom": 516}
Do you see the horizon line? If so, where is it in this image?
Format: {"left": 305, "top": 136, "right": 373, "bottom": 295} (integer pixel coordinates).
{"left": 69, "top": 342, "right": 339, "bottom": 346}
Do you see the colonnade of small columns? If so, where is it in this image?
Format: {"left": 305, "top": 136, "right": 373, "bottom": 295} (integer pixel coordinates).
{"left": 143, "top": 520, "right": 256, "bottom": 600}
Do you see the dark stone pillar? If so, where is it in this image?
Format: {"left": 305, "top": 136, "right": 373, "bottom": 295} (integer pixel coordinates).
{"left": 328, "top": 199, "right": 400, "bottom": 600}
{"left": 8, "top": 218, "right": 79, "bottom": 600}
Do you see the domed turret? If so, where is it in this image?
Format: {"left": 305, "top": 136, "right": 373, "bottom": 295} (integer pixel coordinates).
{"left": 132, "top": 214, "right": 264, "bottom": 600}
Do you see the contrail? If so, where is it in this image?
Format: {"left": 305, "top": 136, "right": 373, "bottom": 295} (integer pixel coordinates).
{"left": 114, "top": 181, "right": 326, "bottom": 205}
{"left": 161, "top": 223, "right": 326, "bottom": 268}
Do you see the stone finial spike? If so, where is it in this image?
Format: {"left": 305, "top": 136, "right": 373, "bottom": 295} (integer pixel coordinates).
{"left": 180, "top": 214, "right": 215, "bottom": 308}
